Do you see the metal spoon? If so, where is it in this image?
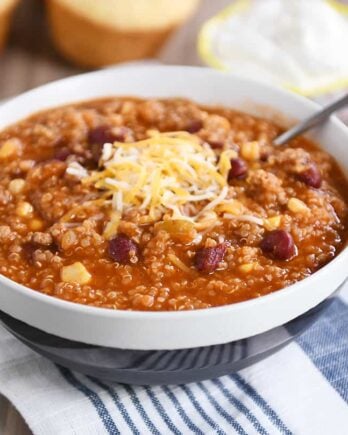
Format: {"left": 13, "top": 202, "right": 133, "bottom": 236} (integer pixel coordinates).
{"left": 273, "top": 93, "right": 348, "bottom": 146}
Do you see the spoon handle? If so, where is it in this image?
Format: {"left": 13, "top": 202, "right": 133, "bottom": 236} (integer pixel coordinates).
{"left": 273, "top": 93, "right": 348, "bottom": 146}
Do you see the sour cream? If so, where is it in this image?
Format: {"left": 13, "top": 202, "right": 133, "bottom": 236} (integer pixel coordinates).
{"left": 203, "top": 0, "right": 348, "bottom": 94}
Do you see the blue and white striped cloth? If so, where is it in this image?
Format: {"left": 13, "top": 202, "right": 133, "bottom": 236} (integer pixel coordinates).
{"left": 0, "top": 282, "right": 347, "bottom": 435}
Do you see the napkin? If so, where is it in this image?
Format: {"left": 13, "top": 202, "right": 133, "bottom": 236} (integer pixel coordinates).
{"left": 0, "top": 281, "right": 347, "bottom": 435}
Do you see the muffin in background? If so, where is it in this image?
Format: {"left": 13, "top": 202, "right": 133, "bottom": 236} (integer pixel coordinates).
{"left": 46, "top": 0, "right": 200, "bottom": 68}
{"left": 0, "top": 0, "right": 19, "bottom": 53}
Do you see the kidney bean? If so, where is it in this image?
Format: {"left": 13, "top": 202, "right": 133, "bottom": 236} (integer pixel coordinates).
{"left": 88, "top": 125, "right": 124, "bottom": 146}
{"left": 54, "top": 147, "right": 71, "bottom": 161}
{"left": 90, "top": 143, "right": 103, "bottom": 165}
{"left": 228, "top": 158, "right": 248, "bottom": 182}
{"left": 185, "top": 119, "right": 203, "bottom": 133}
{"left": 208, "top": 141, "right": 224, "bottom": 149}
{"left": 194, "top": 242, "right": 228, "bottom": 273}
{"left": 108, "top": 234, "right": 139, "bottom": 264}
{"left": 22, "top": 241, "right": 34, "bottom": 257}
{"left": 87, "top": 126, "right": 117, "bottom": 164}
{"left": 260, "top": 150, "right": 270, "bottom": 161}
{"left": 260, "top": 230, "right": 296, "bottom": 260}
{"left": 297, "top": 164, "right": 322, "bottom": 188}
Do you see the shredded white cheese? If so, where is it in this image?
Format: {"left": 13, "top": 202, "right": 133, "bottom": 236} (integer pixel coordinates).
{"left": 66, "top": 131, "right": 265, "bottom": 234}
{"left": 66, "top": 162, "right": 88, "bottom": 179}
{"left": 82, "top": 131, "right": 230, "bottom": 223}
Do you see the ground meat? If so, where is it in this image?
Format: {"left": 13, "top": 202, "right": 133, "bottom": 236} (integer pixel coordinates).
{"left": 246, "top": 169, "right": 287, "bottom": 208}
{"left": 0, "top": 187, "right": 11, "bottom": 205}
{"left": 199, "top": 114, "right": 232, "bottom": 147}
{"left": 31, "top": 232, "right": 53, "bottom": 246}
{"left": 32, "top": 249, "right": 62, "bottom": 267}
{"left": 229, "top": 222, "right": 264, "bottom": 246}
{"left": 52, "top": 220, "right": 105, "bottom": 257}
{"left": 27, "top": 161, "right": 67, "bottom": 186}
{"left": 272, "top": 147, "right": 311, "bottom": 173}
{"left": 0, "top": 225, "right": 16, "bottom": 243}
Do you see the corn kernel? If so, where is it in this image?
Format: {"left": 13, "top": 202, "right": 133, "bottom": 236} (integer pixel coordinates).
{"left": 0, "top": 139, "right": 21, "bottom": 159}
{"left": 103, "top": 211, "right": 120, "bottom": 240}
{"left": 239, "top": 263, "right": 256, "bottom": 273}
{"left": 16, "top": 201, "right": 33, "bottom": 217}
{"left": 217, "top": 200, "right": 244, "bottom": 216}
{"left": 8, "top": 178, "right": 25, "bottom": 194}
{"left": 61, "top": 262, "right": 91, "bottom": 284}
{"left": 241, "top": 141, "right": 260, "bottom": 161}
{"left": 264, "top": 215, "right": 282, "bottom": 231}
{"left": 287, "top": 198, "right": 309, "bottom": 213}
{"left": 29, "top": 219, "right": 44, "bottom": 231}
{"left": 19, "top": 160, "right": 35, "bottom": 172}
{"left": 146, "top": 129, "right": 160, "bottom": 137}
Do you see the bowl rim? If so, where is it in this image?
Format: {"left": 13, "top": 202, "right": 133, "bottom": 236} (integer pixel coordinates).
{"left": 0, "top": 64, "right": 347, "bottom": 323}
{"left": 0, "top": 244, "right": 346, "bottom": 321}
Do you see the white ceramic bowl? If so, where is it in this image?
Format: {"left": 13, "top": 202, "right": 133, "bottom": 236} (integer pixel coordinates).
{"left": 0, "top": 65, "right": 347, "bottom": 350}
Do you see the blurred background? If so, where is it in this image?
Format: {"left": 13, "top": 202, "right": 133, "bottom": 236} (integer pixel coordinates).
{"left": 0, "top": 0, "right": 347, "bottom": 119}
{"left": 0, "top": 0, "right": 224, "bottom": 99}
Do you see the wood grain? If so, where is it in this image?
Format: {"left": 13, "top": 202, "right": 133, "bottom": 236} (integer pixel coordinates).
{"left": 0, "top": 0, "right": 229, "bottom": 433}
{"left": 0, "top": 395, "right": 30, "bottom": 435}
{"left": 0, "top": 0, "right": 227, "bottom": 100}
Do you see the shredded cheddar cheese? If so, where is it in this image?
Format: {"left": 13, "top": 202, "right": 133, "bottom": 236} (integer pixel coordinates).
{"left": 167, "top": 253, "right": 193, "bottom": 273}
{"left": 82, "top": 132, "right": 231, "bottom": 222}
{"left": 66, "top": 131, "right": 266, "bottom": 236}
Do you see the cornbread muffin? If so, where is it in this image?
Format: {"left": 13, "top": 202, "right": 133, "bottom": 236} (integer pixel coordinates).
{"left": 46, "top": 0, "right": 200, "bottom": 67}
{"left": 0, "top": 0, "right": 18, "bottom": 53}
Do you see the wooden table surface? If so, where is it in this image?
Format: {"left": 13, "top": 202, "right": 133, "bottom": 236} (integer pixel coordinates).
{"left": 0, "top": 0, "right": 227, "bottom": 100}
{"left": 0, "top": 0, "right": 229, "bottom": 433}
